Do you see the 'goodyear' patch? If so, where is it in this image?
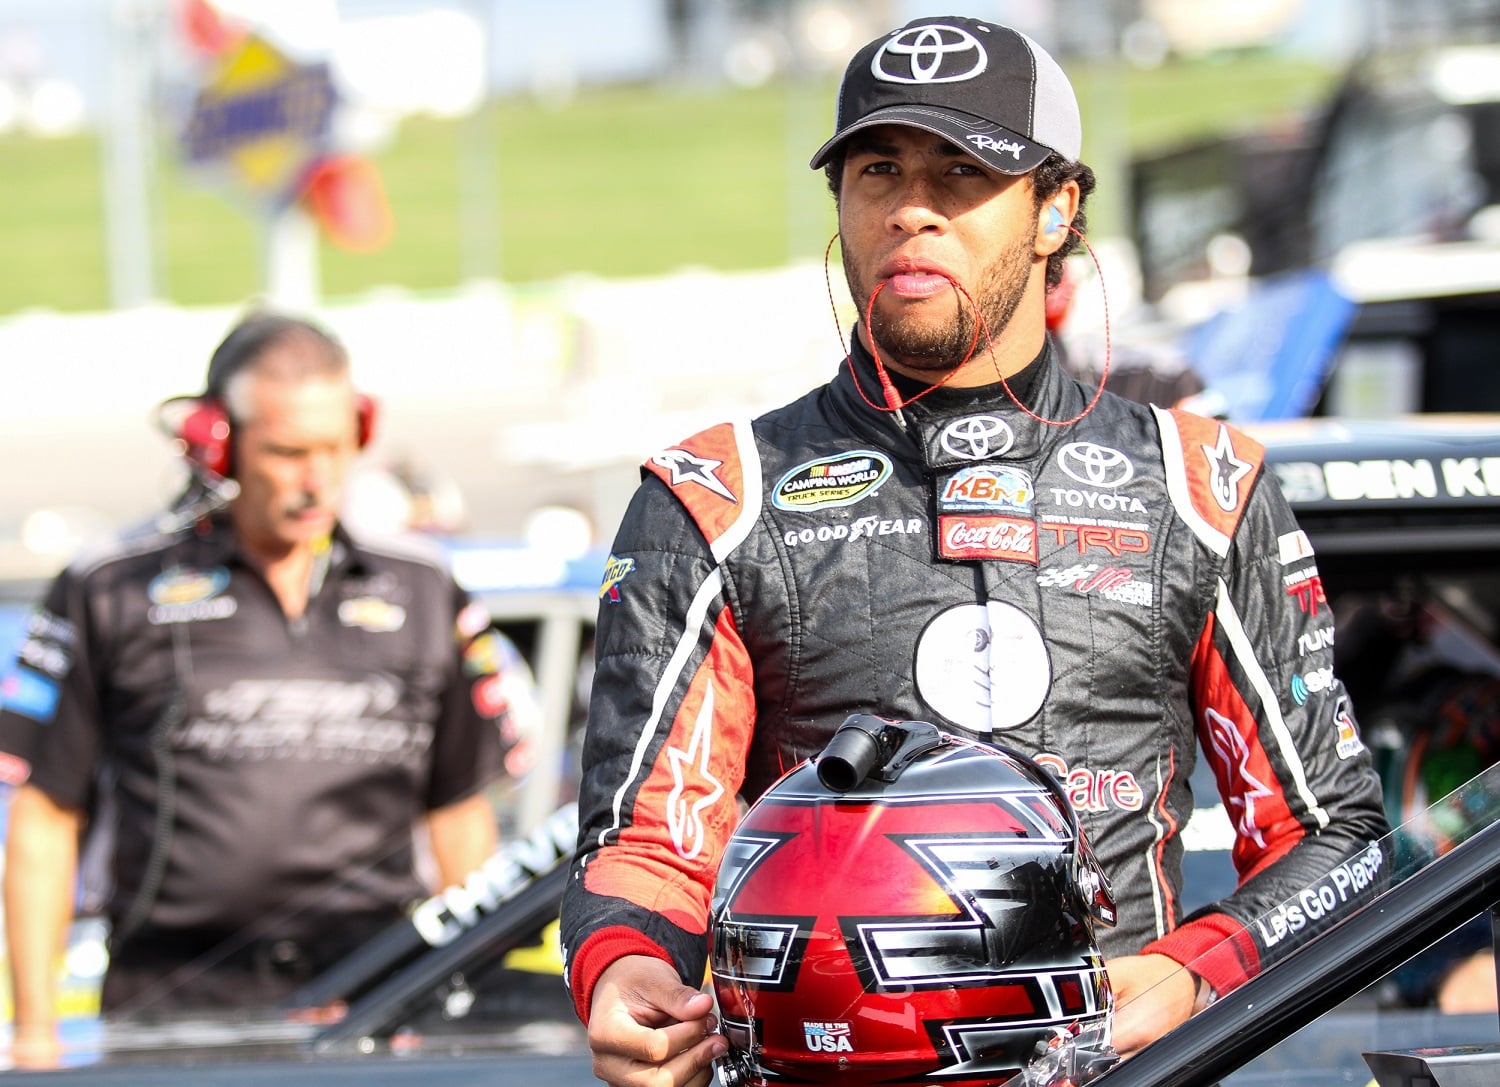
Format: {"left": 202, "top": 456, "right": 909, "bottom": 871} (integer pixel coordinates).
{"left": 773, "top": 451, "right": 891, "bottom": 511}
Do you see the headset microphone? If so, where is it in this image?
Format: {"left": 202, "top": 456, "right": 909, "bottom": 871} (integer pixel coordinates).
{"left": 151, "top": 395, "right": 244, "bottom": 533}
{"left": 154, "top": 473, "right": 240, "bottom": 535}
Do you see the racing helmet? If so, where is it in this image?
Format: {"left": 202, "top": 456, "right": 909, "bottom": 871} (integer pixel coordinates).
{"left": 710, "top": 716, "right": 1117, "bottom": 1087}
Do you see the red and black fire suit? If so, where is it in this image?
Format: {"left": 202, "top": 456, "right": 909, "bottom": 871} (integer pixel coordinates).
{"left": 560, "top": 338, "right": 1389, "bottom": 1020}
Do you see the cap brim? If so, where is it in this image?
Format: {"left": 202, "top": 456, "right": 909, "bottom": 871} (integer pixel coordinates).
{"left": 809, "top": 105, "right": 1051, "bottom": 176}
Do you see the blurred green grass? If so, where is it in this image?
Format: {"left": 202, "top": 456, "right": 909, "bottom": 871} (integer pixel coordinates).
{"left": 0, "top": 54, "right": 1338, "bottom": 315}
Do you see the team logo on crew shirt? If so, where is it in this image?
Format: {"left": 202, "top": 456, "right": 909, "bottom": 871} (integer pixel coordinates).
{"left": 773, "top": 451, "right": 890, "bottom": 511}
{"left": 338, "top": 597, "right": 407, "bottom": 633}
{"left": 149, "top": 565, "right": 229, "bottom": 607}
{"left": 147, "top": 565, "right": 237, "bottom": 625}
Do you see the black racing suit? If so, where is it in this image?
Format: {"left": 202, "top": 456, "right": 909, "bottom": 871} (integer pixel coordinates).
{"left": 0, "top": 515, "right": 510, "bottom": 1011}
{"left": 559, "top": 338, "right": 1389, "bottom": 1021}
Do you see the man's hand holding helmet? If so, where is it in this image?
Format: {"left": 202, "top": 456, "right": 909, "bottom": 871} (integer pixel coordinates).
{"left": 1101, "top": 953, "right": 1198, "bottom": 1056}
{"left": 588, "top": 954, "right": 728, "bottom": 1087}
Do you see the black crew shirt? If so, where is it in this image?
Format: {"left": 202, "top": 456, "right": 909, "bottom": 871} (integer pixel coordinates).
{"left": 0, "top": 516, "right": 506, "bottom": 944}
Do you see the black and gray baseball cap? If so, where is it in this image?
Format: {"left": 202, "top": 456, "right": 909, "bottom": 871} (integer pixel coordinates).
{"left": 810, "top": 16, "right": 1081, "bottom": 176}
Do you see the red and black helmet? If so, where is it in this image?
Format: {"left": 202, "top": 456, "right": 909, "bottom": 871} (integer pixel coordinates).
{"left": 710, "top": 716, "right": 1117, "bottom": 1087}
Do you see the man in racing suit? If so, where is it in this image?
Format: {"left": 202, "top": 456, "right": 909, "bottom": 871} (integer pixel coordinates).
{"left": 560, "top": 16, "right": 1388, "bottom": 1086}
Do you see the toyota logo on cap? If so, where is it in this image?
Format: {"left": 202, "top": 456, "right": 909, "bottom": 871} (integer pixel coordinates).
{"left": 872, "top": 24, "right": 988, "bottom": 84}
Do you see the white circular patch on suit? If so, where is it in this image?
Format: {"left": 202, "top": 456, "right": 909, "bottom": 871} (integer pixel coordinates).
{"left": 914, "top": 602, "right": 1051, "bottom": 732}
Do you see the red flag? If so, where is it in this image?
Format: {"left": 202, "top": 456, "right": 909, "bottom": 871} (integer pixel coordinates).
{"left": 299, "top": 155, "right": 396, "bottom": 253}
{"left": 175, "top": 0, "right": 245, "bottom": 57}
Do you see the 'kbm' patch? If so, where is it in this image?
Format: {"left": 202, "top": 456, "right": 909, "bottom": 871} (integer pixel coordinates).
{"left": 937, "top": 465, "right": 1034, "bottom": 515}
{"left": 773, "top": 451, "right": 891, "bottom": 511}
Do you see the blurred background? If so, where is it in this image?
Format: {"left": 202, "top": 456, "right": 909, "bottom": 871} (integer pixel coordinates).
{"left": 0, "top": 0, "right": 1497, "bottom": 571}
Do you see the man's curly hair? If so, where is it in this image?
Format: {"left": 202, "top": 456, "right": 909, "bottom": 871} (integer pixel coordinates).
{"left": 822, "top": 149, "right": 1097, "bottom": 290}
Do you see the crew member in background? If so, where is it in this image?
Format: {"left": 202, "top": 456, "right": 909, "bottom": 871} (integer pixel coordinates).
{"left": 1048, "top": 260, "right": 1208, "bottom": 409}
{"left": 0, "top": 310, "right": 517, "bottom": 1067}
{"left": 558, "top": 16, "right": 1389, "bottom": 1087}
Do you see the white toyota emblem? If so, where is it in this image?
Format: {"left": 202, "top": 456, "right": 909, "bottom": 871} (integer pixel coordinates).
{"left": 1058, "top": 442, "right": 1134, "bottom": 488}
{"left": 872, "top": 24, "right": 988, "bottom": 84}
{"left": 940, "top": 415, "right": 1015, "bottom": 461}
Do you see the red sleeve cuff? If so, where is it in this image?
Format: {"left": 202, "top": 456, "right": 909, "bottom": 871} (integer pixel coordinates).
{"left": 568, "top": 925, "right": 677, "bottom": 1025}
{"left": 1141, "top": 913, "right": 1261, "bottom": 999}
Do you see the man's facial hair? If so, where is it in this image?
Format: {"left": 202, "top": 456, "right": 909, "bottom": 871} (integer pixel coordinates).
{"left": 849, "top": 231, "right": 1038, "bottom": 376}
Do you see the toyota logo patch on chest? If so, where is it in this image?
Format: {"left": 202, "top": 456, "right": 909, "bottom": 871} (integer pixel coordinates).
{"left": 940, "top": 415, "right": 1016, "bottom": 461}
{"left": 1058, "top": 442, "right": 1134, "bottom": 488}
{"left": 872, "top": 23, "right": 988, "bottom": 84}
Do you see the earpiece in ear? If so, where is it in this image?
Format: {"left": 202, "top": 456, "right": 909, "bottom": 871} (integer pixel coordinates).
{"left": 1045, "top": 205, "right": 1067, "bottom": 236}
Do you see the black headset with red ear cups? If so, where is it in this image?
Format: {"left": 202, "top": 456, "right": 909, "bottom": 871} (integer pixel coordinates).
{"left": 171, "top": 311, "right": 376, "bottom": 479}
{"left": 176, "top": 398, "right": 236, "bottom": 480}
{"left": 175, "top": 393, "right": 376, "bottom": 479}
